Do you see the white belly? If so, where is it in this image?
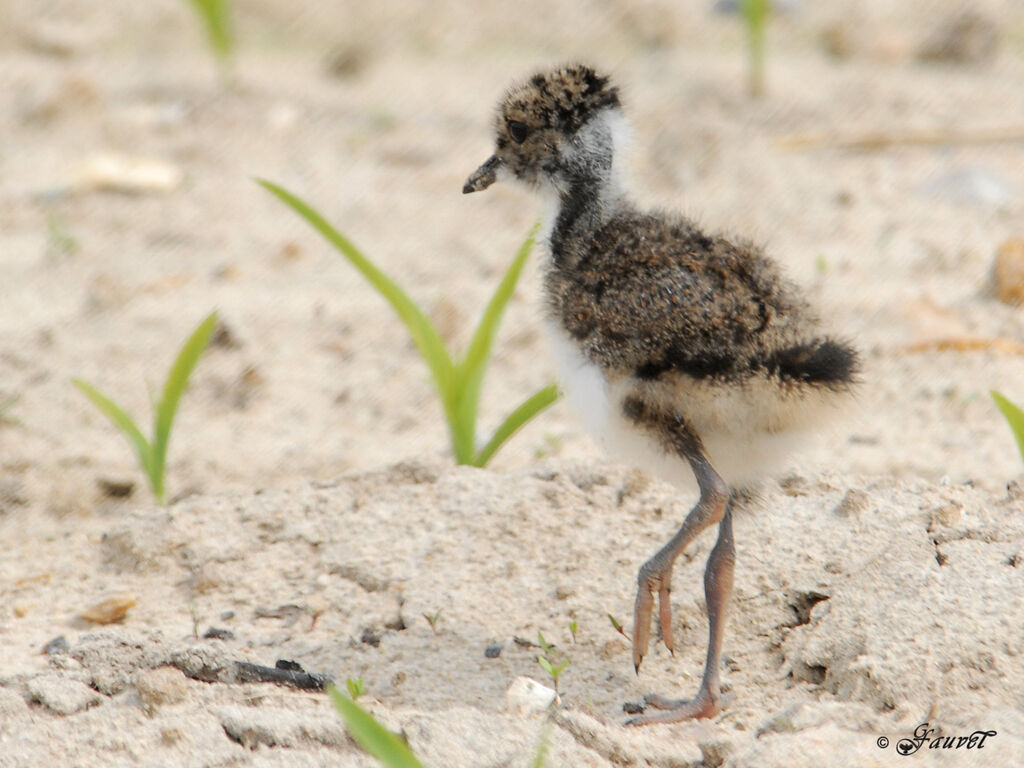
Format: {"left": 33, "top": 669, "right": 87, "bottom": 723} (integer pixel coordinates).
{"left": 543, "top": 319, "right": 841, "bottom": 491}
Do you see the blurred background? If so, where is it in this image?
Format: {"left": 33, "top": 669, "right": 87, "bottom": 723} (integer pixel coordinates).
{"left": 3, "top": 0, "right": 1024, "bottom": 516}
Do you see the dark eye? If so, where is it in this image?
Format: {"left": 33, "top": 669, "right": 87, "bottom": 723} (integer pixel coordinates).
{"left": 508, "top": 121, "right": 528, "bottom": 144}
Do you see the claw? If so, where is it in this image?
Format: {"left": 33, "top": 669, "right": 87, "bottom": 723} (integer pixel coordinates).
{"left": 634, "top": 561, "right": 676, "bottom": 673}
{"left": 632, "top": 577, "right": 654, "bottom": 671}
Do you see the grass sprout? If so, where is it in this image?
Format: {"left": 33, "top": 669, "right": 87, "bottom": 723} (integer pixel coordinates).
{"left": 536, "top": 630, "right": 569, "bottom": 694}
{"left": 259, "top": 179, "right": 559, "bottom": 467}
{"left": 740, "top": 0, "right": 770, "bottom": 98}
{"left": 73, "top": 311, "right": 218, "bottom": 505}
{"left": 537, "top": 632, "right": 554, "bottom": 656}
{"left": 331, "top": 680, "right": 551, "bottom": 767}
{"left": 607, "top": 613, "right": 628, "bottom": 638}
{"left": 992, "top": 391, "right": 1024, "bottom": 464}
{"left": 423, "top": 610, "right": 442, "bottom": 634}
{"left": 529, "top": 714, "right": 554, "bottom": 768}
{"left": 537, "top": 655, "right": 569, "bottom": 693}
{"left": 346, "top": 677, "right": 366, "bottom": 700}
{"left": 329, "top": 685, "right": 426, "bottom": 768}
{"left": 568, "top": 620, "right": 578, "bottom": 644}
{"left": 185, "top": 0, "right": 233, "bottom": 62}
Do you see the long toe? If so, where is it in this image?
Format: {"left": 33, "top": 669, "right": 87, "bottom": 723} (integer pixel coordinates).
{"left": 623, "top": 692, "right": 723, "bottom": 726}
{"left": 632, "top": 581, "right": 654, "bottom": 671}
{"left": 657, "top": 581, "right": 675, "bottom": 654}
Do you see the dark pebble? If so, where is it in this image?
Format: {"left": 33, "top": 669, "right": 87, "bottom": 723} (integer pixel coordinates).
{"left": 43, "top": 635, "right": 69, "bottom": 655}
{"left": 360, "top": 628, "right": 381, "bottom": 647}
{"left": 622, "top": 701, "right": 645, "bottom": 715}
{"left": 97, "top": 478, "right": 135, "bottom": 498}
{"left": 484, "top": 643, "right": 502, "bottom": 658}
{"left": 203, "top": 627, "right": 235, "bottom": 640}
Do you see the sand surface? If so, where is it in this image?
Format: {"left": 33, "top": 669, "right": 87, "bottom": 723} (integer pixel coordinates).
{"left": 2, "top": 1, "right": 1024, "bottom": 766}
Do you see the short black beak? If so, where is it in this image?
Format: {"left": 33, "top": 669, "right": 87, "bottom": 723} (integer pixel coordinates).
{"left": 463, "top": 155, "right": 501, "bottom": 194}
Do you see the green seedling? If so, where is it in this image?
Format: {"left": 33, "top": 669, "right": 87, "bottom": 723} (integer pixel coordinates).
{"left": 422, "top": 610, "right": 442, "bottom": 634}
{"left": 740, "top": 0, "right": 770, "bottom": 98}
{"left": 530, "top": 715, "right": 554, "bottom": 768}
{"left": 259, "top": 180, "right": 559, "bottom": 467}
{"left": 536, "top": 630, "right": 569, "bottom": 693}
{"left": 608, "top": 613, "right": 628, "bottom": 639}
{"left": 992, "top": 391, "right": 1024, "bottom": 464}
{"left": 537, "top": 631, "right": 554, "bottom": 656}
{"left": 331, "top": 682, "right": 549, "bottom": 768}
{"left": 73, "top": 311, "right": 218, "bottom": 505}
{"left": 346, "top": 677, "right": 366, "bottom": 701}
{"left": 568, "top": 620, "right": 578, "bottom": 644}
{"left": 329, "top": 685, "right": 426, "bottom": 768}
{"left": 185, "top": 0, "right": 233, "bottom": 62}
{"left": 537, "top": 656, "right": 569, "bottom": 694}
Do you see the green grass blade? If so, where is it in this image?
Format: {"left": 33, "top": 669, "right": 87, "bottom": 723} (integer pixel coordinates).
{"left": 151, "top": 312, "right": 219, "bottom": 503}
{"left": 187, "top": 0, "right": 233, "bottom": 58}
{"left": 328, "top": 687, "right": 427, "bottom": 768}
{"left": 72, "top": 378, "right": 153, "bottom": 486}
{"left": 529, "top": 716, "right": 554, "bottom": 768}
{"left": 740, "top": 0, "right": 769, "bottom": 97}
{"left": 257, "top": 180, "right": 458, "bottom": 420}
{"left": 991, "top": 391, "right": 1024, "bottom": 464}
{"left": 473, "top": 384, "right": 560, "bottom": 467}
{"left": 453, "top": 223, "right": 539, "bottom": 458}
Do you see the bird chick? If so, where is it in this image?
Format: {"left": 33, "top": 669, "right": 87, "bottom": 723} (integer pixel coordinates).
{"left": 464, "top": 64, "right": 858, "bottom": 725}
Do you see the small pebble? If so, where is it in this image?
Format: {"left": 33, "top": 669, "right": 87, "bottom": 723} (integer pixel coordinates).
{"left": 360, "top": 628, "right": 381, "bottom": 648}
{"left": 920, "top": 168, "right": 1012, "bottom": 207}
{"left": 210, "top": 321, "right": 241, "bottom": 349}
{"left": 993, "top": 238, "right": 1024, "bottom": 306}
{"left": 505, "top": 676, "right": 556, "bottom": 715}
{"left": 930, "top": 502, "right": 962, "bottom": 528}
{"left": 919, "top": 11, "right": 998, "bottom": 65}
{"left": 71, "top": 153, "right": 183, "bottom": 195}
{"left": 833, "top": 488, "right": 869, "bottom": 519}
{"left": 27, "top": 674, "right": 102, "bottom": 715}
{"left": 484, "top": 643, "right": 502, "bottom": 658}
{"left": 43, "top": 635, "right": 70, "bottom": 655}
{"left": 97, "top": 478, "right": 134, "bottom": 498}
{"left": 622, "top": 700, "right": 645, "bottom": 715}
{"left": 135, "top": 667, "right": 189, "bottom": 710}
{"left": 203, "top": 627, "right": 235, "bottom": 641}
{"left": 81, "top": 595, "right": 135, "bottom": 624}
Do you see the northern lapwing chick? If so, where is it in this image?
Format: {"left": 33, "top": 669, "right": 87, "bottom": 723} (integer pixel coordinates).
{"left": 464, "top": 65, "right": 858, "bottom": 725}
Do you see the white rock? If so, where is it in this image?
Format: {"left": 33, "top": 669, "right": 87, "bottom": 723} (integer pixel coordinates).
{"left": 27, "top": 674, "right": 102, "bottom": 715}
{"left": 72, "top": 153, "right": 183, "bottom": 195}
{"left": 505, "top": 676, "right": 556, "bottom": 715}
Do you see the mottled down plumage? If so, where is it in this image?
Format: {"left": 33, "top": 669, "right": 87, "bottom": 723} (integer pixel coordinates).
{"left": 548, "top": 209, "right": 857, "bottom": 389}
{"left": 464, "top": 63, "right": 859, "bottom": 726}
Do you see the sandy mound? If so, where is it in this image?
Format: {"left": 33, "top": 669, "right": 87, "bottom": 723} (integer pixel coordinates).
{"left": 3, "top": 461, "right": 1023, "bottom": 766}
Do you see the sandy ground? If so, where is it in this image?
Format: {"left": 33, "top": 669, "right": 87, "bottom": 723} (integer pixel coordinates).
{"left": 2, "top": 1, "right": 1024, "bottom": 766}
